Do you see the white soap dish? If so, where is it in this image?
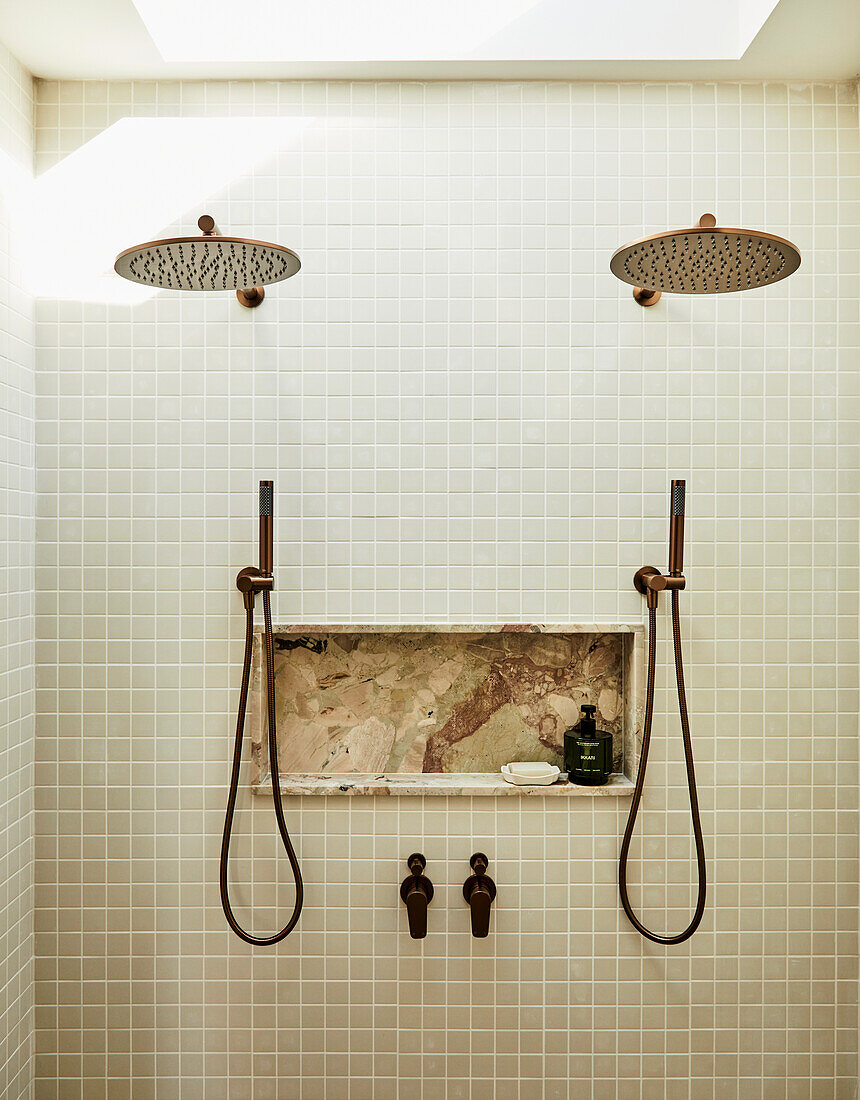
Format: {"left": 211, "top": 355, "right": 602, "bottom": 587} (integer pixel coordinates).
{"left": 501, "top": 762, "right": 562, "bottom": 786}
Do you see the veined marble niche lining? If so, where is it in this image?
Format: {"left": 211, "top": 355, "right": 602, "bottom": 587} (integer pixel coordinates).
{"left": 248, "top": 625, "right": 643, "bottom": 797}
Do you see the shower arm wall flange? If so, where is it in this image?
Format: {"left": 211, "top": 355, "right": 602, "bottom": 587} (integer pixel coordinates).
{"left": 633, "top": 287, "right": 662, "bottom": 307}
{"left": 197, "top": 214, "right": 266, "bottom": 309}
{"left": 236, "top": 286, "right": 265, "bottom": 308}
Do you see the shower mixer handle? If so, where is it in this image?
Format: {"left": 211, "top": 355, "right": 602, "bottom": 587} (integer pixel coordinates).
{"left": 463, "top": 853, "right": 496, "bottom": 939}
{"left": 400, "top": 853, "right": 434, "bottom": 939}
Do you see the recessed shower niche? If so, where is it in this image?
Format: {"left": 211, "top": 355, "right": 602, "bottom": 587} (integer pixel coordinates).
{"left": 248, "top": 625, "right": 643, "bottom": 796}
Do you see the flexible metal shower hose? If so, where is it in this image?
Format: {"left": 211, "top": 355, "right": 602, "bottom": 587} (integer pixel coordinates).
{"left": 618, "top": 590, "right": 707, "bottom": 944}
{"left": 220, "top": 589, "right": 303, "bottom": 945}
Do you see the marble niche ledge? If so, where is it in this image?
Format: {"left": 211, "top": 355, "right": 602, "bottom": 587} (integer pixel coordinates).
{"left": 265, "top": 622, "right": 642, "bottom": 635}
{"left": 248, "top": 623, "right": 644, "bottom": 799}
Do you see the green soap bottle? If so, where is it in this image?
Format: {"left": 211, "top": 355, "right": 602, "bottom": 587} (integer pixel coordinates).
{"left": 564, "top": 704, "right": 613, "bottom": 786}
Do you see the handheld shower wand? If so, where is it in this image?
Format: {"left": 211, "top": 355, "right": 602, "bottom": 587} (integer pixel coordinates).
{"left": 620, "top": 479, "right": 706, "bottom": 944}
{"left": 220, "top": 480, "right": 303, "bottom": 945}
{"left": 259, "top": 479, "right": 273, "bottom": 575}
{"left": 668, "top": 479, "right": 685, "bottom": 577}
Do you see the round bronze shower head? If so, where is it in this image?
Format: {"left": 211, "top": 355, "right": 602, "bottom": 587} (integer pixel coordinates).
{"left": 611, "top": 213, "right": 801, "bottom": 304}
{"left": 114, "top": 214, "right": 301, "bottom": 308}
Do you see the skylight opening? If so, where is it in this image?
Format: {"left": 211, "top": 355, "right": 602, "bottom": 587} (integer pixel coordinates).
{"left": 131, "top": 0, "right": 767, "bottom": 63}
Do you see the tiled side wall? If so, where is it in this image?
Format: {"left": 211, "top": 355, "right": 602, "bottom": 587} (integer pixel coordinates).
{"left": 32, "top": 80, "right": 859, "bottom": 1099}
{"left": 0, "top": 40, "right": 34, "bottom": 1100}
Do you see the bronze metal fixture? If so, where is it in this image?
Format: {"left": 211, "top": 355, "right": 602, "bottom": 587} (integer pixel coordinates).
{"left": 611, "top": 213, "right": 801, "bottom": 305}
{"left": 220, "top": 479, "right": 303, "bottom": 945}
{"left": 668, "top": 478, "right": 685, "bottom": 576}
{"left": 463, "top": 853, "right": 496, "bottom": 938}
{"left": 621, "top": 479, "right": 707, "bottom": 944}
{"left": 259, "top": 479, "right": 273, "bottom": 575}
{"left": 114, "top": 213, "right": 301, "bottom": 308}
{"left": 400, "top": 853, "right": 434, "bottom": 939}
{"left": 632, "top": 287, "right": 661, "bottom": 307}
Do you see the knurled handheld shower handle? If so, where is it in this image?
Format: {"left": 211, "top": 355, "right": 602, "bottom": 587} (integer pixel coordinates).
{"left": 668, "top": 479, "right": 685, "bottom": 577}
{"left": 259, "top": 480, "right": 273, "bottom": 577}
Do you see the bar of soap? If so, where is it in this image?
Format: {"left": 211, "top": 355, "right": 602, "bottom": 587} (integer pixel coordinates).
{"left": 506, "top": 761, "right": 556, "bottom": 778}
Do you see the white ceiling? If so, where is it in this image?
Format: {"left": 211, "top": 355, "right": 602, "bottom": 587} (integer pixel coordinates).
{"left": 1, "top": 0, "right": 858, "bottom": 80}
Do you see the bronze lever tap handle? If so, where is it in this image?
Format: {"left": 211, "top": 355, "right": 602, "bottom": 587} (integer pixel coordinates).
{"left": 463, "top": 852, "right": 497, "bottom": 938}
{"left": 400, "top": 853, "right": 434, "bottom": 939}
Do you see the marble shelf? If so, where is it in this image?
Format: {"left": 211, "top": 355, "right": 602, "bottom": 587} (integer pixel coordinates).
{"left": 254, "top": 771, "right": 635, "bottom": 797}
{"left": 245, "top": 622, "right": 645, "bottom": 797}
{"left": 261, "top": 622, "right": 642, "bottom": 635}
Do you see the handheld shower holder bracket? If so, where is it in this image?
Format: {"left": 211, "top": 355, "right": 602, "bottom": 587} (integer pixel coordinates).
{"left": 236, "top": 565, "right": 274, "bottom": 609}
{"left": 634, "top": 565, "right": 685, "bottom": 609}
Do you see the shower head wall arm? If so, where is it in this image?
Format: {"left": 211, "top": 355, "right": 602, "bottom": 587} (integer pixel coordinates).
{"left": 236, "top": 286, "right": 265, "bottom": 308}
{"left": 633, "top": 287, "right": 662, "bottom": 307}
{"left": 193, "top": 213, "right": 266, "bottom": 308}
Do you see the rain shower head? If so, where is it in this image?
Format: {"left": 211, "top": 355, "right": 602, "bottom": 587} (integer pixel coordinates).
{"left": 114, "top": 214, "right": 301, "bottom": 308}
{"left": 610, "top": 213, "right": 801, "bottom": 306}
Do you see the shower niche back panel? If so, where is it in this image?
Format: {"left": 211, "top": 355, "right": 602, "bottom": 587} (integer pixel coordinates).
{"left": 248, "top": 625, "right": 643, "bottom": 796}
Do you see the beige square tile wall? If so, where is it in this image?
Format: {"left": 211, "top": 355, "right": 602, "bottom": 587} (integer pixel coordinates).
{"left": 31, "top": 80, "right": 859, "bottom": 1098}
{"left": 0, "top": 40, "right": 35, "bottom": 1100}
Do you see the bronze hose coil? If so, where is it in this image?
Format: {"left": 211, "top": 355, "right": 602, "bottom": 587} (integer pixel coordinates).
{"left": 618, "top": 590, "right": 706, "bottom": 944}
{"left": 220, "top": 588, "right": 303, "bottom": 945}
